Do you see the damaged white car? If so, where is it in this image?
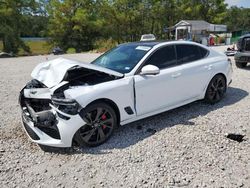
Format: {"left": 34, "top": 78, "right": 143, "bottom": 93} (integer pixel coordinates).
{"left": 19, "top": 41, "right": 232, "bottom": 150}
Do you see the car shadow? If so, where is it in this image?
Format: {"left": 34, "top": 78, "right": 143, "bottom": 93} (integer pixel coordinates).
{"left": 51, "top": 86, "right": 248, "bottom": 155}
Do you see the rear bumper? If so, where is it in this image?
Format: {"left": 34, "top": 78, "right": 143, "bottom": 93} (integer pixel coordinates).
{"left": 234, "top": 52, "right": 250, "bottom": 62}
{"left": 19, "top": 89, "right": 86, "bottom": 148}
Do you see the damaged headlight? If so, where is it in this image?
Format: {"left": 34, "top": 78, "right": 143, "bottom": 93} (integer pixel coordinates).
{"left": 52, "top": 97, "right": 80, "bottom": 115}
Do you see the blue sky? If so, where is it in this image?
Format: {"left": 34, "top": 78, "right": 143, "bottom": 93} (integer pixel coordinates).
{"left": 225, "top": 0, "right": 250, "bottom": 7}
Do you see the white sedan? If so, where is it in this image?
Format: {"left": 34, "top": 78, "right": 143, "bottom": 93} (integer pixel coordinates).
{"left": 19, "top": 41, "right": 233, "bottom": 150}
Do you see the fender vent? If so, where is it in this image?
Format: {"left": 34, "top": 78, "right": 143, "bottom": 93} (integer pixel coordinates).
{"left": 124, "top": 107, "right": 134, "bottom": 115}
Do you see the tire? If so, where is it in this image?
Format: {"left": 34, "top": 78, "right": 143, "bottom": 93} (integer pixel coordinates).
{"left": 236, "top": 61, "right": 247, "bottom": 68}
{"left": 75, "top": 102, "right": 117, "bottom": 147}
{"left": 205, "top": 74, "right": 226, "bottom": 104}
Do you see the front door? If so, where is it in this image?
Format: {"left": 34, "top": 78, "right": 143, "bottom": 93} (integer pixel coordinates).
{"left": 134, "top": 45, "right": 184, "bottom": 116}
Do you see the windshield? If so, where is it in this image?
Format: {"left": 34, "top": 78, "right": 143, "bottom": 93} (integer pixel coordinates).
{"left": 92, "top": 44, "right": 152, "bottom": 73}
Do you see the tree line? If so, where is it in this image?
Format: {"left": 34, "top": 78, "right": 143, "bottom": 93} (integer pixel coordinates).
{"left": 0, "top": 0, "right": 250, "bottom": 54}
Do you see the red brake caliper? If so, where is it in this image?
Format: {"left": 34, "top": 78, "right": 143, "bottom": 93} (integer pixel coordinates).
{"left": 101, "top": 114, "right": 107, "bottom": 129}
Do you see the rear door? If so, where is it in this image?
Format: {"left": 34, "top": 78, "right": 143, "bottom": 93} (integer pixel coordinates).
{"left": 175, "top": 44, "right": 212, "bottom": 99}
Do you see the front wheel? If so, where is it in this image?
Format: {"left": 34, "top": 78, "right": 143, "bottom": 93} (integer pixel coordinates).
{"left": 236, "top": 61, "right": 247, "bottom": 68}
{"left": 205, "top": 75, "right": 226, "bottom": 104}
{"left": 76, "top": 102, "right": 117, "bottom": 147}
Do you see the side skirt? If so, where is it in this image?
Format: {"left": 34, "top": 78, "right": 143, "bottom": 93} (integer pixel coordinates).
{"left": 120, "top": 96, "right": 201, "bottom": 126}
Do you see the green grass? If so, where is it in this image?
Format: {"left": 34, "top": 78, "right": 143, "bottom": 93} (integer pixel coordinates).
{"left": 19, "top": 41, "right": 52, "bottom": 56}
{"left": 0, "top": 40, "right": 52, "bottom": 56}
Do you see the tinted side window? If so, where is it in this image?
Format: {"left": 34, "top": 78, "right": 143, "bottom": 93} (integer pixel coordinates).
{"left": 199, "top": 47, "right": 209, "bottom": 58}
{"left": 144, "top": 45, "right": 176, "bottom": 69}
{"left": 176, "top": 44, "right": 201, "bottom": 64}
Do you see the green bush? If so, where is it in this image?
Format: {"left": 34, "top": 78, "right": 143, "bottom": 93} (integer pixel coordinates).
{"left": 67, "top": 47, "right": 76, "bottom": 54}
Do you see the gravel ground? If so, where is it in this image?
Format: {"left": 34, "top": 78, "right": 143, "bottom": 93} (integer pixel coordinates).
{"left": 0, "top": 47, "right": 250, "bottom": 188}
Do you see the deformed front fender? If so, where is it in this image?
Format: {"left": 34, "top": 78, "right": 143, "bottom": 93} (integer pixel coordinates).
{"left": 64, "top": 77, "right": 136, "bottom": 123}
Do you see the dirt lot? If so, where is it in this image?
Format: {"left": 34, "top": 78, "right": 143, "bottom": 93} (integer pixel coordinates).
{"left": 0, "top": 48, "right": 250, "bottom": 187}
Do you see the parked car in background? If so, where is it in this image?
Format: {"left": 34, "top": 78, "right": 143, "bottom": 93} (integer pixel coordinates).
{"left": 52, "top": 47, "right": 64, "bottom": 55}
{"left": 235, "top": 34, "right": 250, "bottom": 68}
{"left": 140, "top": 34, "right": 156, "bottom": 41}
{"left": 0, "top": 52, "right": 15, "bottom": 58}
{"left": 19, "top": 41, "right": 232, "bottom": 151}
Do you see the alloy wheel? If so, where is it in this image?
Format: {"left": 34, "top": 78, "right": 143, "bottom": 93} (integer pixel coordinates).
{"left": 79, "top": 106, "right": 115, "bottom": 146}
{"left": 206, "top": 75, "right": 226, "bottom": 104}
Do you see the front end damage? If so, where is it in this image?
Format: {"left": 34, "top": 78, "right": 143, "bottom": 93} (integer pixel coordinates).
{"left": 19, "top": 58, "right": 124, "bottom": 148}
{"left": 19, "top": 79, "right": 86, "bottom": 148}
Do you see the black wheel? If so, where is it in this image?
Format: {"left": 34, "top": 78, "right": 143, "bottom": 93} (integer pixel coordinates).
{"left": 205, "top": 75, "right": 226, "bottom": 104}
{"left": 236, "top": 61, "right": 247, "bottom": 68}
{"left": 76, "top": 102, "right": 117, "bottom": 147}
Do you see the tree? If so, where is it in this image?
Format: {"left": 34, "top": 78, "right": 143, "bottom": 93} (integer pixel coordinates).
{"left": 0, "top": 0, "right": 37, "bottom": 54}
{"left": 225, "top": 6, "right": 250, "bottom": 31}
{"left": 176, "top": 0, "right": 227, "bottom": 23}
{"left": 21, "top": 15, "right": 48, "bottom": 37}
{"left": 47, "top": 0, "right": 103, "bottom": 52}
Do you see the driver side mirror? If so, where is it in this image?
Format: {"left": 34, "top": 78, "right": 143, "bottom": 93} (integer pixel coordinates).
{"left": 140, "top": 64, "right": 160, "bottom": 75}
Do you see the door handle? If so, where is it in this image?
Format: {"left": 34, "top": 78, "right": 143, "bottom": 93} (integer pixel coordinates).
{"left": 171, "top": 72, "right": 181, "bottom": 78}
{"left": 205, "top": 65, "right": 213, "bottom": 70}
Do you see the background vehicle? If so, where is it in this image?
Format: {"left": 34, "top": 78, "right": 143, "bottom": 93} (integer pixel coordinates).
{"left": 52, "top": 47, "right": 64, "bottom": 55}
{"left": 0, "top": 52, "right": 15, "bottom": 58}
{"left": 140, "top": 34, "right": 156, "bottom": 41}
{"left": 19, "top": 41, "right": 232, "bottom": 151}
{"left": 235, "top": 34, "right": 250, "bottom": 68}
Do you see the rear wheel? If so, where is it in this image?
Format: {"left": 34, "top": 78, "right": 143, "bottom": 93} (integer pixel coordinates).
{"left": 76, "top": 102, "right": 117, "bottom": 147}
{"left": 236, "top": 61, "right": 247, "bottom": 68}
{"left": 205, "top": 75, "right": 226, "bottom": 104}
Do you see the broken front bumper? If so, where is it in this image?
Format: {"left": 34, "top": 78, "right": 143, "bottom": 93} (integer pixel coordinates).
{"left": 19, "top": 89, "right": 86, "bottom": 148}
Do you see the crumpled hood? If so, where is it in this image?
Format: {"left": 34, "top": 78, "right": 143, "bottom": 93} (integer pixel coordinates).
{"left": 31, "top": 57, "right": 123, "bottom": 88}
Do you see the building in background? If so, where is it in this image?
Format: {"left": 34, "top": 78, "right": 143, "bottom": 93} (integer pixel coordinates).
{"left": 167, "top": 20, "right": 227, "bottom": 45}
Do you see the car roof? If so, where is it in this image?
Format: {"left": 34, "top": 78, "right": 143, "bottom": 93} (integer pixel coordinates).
{"left": 119, "top": 40, "right": 206, "bottom": 48}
